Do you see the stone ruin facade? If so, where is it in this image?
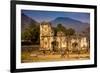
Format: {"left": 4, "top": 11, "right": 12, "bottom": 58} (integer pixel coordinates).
{"left": 40, "top": 22, "right": 89, "bottom": 51}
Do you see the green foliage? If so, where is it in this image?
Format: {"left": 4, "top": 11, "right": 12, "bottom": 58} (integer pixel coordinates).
{"left": 54, "top": 24, "right": 75, "bottom": 36}
{"left": 56, "top": 24, "right": 66, "bottom": 33}
{"left": 66, "top": 28, "right": 75, "bottom": 36}
{"left": 53, "top": 27, "right": 57, "bottom": 36}
{"left": 21, "top": 27, "right": 32, "bottom": 40}
{"left": 21, "top": 23, "right": 40, "bottom": 44}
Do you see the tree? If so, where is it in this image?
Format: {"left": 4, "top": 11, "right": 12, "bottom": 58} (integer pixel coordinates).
{"left": 21, "top": 27, "right": 32, "bottom": 40}
{"left": 57, "top": 24, "right": 66, "bottom": 32}
{"left": 52, "top": 27, "right": 57, "bottom": 36}
{"left": 66, "top": 28, "right": 75, "bottom": 36}
{"left": 21, "top": 22, "right": 40, "bottom": 45}
{"left": 56, "top": 24, "right": 75, "bottom": 36}
{"left": 29, "top": 24, "right": 40, "bottom": 44}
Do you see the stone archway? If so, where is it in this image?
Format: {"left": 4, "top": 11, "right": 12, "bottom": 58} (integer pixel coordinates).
{"left": 51, "top": 41, "right": 58, "bottom": 52}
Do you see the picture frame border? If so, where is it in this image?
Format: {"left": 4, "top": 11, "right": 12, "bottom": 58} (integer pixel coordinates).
{"left": 10, "top": 0, "right": 97, "bottom": 72}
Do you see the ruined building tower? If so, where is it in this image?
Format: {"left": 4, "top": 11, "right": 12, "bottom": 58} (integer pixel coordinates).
{"left": 40, "top": 22, "right": 54, "bottom": 50}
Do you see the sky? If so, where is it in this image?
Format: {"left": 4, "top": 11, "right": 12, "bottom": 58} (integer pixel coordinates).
{"left": 22, "top": 10, "right": 90, "bottom": 23}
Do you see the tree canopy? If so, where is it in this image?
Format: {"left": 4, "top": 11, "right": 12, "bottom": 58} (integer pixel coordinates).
{"left": 21, "top": 22, "right": 40, "bottom": 44}
{"left": 53, "top": 24, "right": 75, "bottom": 36}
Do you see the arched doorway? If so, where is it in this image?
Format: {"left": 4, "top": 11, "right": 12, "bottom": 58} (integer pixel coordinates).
{"left": 51, "top": 41, "right": 58, "bottom": 52}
